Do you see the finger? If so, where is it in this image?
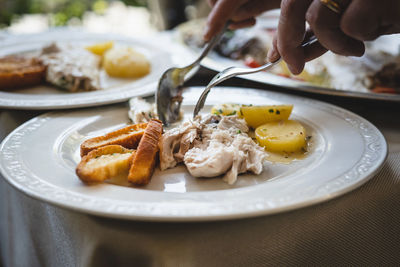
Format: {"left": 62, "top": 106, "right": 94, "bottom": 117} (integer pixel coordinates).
{"left": 303, "top": 29, "right": 328, "bottom": 61}
{"left": 341, "top": 0, "right": 400, "bottom": 41}
{"left": 207, "top": 0, "right": 218, "bottom": 7}
{"left": 306, "top": 0, "right": 365, "bottom": 56}
{"left": 303, "top": 40, "right": 328, "bottom": 61}
{"left": 232, "top": 0, "right": 281, "bottom": 22}
{"left": 268, "top": 29, "right": 328, "bottom": 63}
{"left": 276, "top": 0, "right": 314, "bottom": 74}
{"left": 380, "top": 0, "right": 400, "bottom": 34}
{"left": 204, "top": 0, "right": 247, "bottom": 41}
{"left": 229, "top": 18, "right": 257, "bottom": 30}
{"left": 267, "top": 34, "right": 279, "bottom": 62}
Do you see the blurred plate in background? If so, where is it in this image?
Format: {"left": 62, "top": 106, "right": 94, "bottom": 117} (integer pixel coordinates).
{"left": 176, "top": 12, "right": 400, "bottom": 102}
{"left": 0, "top": 29, "right": 196, "bottom": 109}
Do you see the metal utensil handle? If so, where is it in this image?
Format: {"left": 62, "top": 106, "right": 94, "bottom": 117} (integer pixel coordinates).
{"left": 189, "top": 22, "right": 230, "bottom": 68}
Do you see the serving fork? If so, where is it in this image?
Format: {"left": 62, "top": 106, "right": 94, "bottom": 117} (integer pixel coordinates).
{"left": 156, "top": 23, "right": 229, "bottom": 125}
{"left": 193, "top": 36, "right": 318, "bottom": 117}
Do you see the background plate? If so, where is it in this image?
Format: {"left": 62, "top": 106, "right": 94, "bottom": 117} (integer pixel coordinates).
{"left": 0, "top": 30, "right": 195, "bottom": 109}
{"left": 178, "top": 10, "right": 400, "bottom": 102}
{"left": 0, "top": 87, "right": 387, "bottom": 221}
{"left": 201, "top": 52, "right": 400, "bottom": 102}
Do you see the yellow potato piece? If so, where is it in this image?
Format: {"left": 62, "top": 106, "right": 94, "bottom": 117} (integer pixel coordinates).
{"left": 278, "top": 61, "right": 311, "bottom": 81}
{"left": 103, "top": 47, "right": 151, "bottom": 78}
{"left": 240, "top": 105, "right": 293, "bottom": 128}
{"left": 278, "top": 61, "right": 330, "bottom": 86}
{"left": 211, "top": 103, "right": 242, "bottom": 116}
{"left": 255, "top": 120, "right": 306, "bottom": 153}
{"left": 86, "top": 41, "right": 114, "bottom": 56}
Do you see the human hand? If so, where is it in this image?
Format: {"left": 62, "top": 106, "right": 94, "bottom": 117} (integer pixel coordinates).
{"left": 267, "top": 0, "right": 400, "bottom": 74}
{"left": 203, "top": 0, "right": 281, "bottom": 41}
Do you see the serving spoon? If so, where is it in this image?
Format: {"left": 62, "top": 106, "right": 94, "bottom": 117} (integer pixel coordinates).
{"left": 156, "top": 23, "right": 229, "bottom": 126}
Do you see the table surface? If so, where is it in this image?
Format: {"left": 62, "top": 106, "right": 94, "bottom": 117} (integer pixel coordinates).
{"left": 1, "top": 41, "right": 400, "bottom": 267}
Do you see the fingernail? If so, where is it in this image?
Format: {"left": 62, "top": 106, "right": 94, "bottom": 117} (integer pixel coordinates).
{"left": 288, "top": 64, "right": 301, "bottom": 75}
{"left": 267, "top": 48, "right": 279, "bottom": 62}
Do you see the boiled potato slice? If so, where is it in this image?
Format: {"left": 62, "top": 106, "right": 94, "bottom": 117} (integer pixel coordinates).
{"left": 103, "top": 47, "right": 151, "bottom": 78}
{"left": 240, "top": 105, "right": 293, "bottom": 128}
{"left": 255, "top": 120, "right": 306, "bottom": 153}
{"left": 86, "top": 41, "right": 114, "bottom": 56}
{"left": 278, "top": 61, "right": 312, "bottom": 81}
{"left": 211, "top": 103, "right": 242, "bottom": 116}
{"left": 278, "top": 61, "right": 330, "bottom": 86}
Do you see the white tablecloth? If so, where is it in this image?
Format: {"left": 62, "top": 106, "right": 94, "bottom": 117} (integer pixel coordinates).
{"left": 1, "top": 85, "right": 400, "bottom": 266}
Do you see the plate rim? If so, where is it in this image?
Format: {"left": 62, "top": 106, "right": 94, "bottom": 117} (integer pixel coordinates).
{"left": 0, "top": 87, "right": 388, "bottom": 221}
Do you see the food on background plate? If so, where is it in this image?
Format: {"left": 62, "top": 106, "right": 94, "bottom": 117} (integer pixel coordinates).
{"left": 76, "top": 145, "right": 135, "bottom": 183}
{"left": 86, "top": 41, "right": 114, "bottom": 56}
{"left": 179, "top": 19, "right": 269, "bottom": 66}
{"left": 0, "top": 56, "right": 46, "bottom": 90}
{"left": 317, "top": 51, "right": 400, "bottom": 94}
{"left": 178, "top": 19, "right": 330, "bottom": 87}
{"left": 103, "top": 47, "right": 151, "bottom": 78}
{"left": 40, "top": 43, "right": 101, "bottom": 92}
{"left": 374, "top": 61, "right": 400, "bottom": 88}
{"left": 128, "top": 119, "right": 163, "bottom": 185}
{"left": 76, "top": 119, "right": 163, "bottom": 185}
{"left": 0, "top": 40, "right": 151, "bottom": 92}
{"left": 214, "top": 30, "right": 269, "bottom": 67}
{"left": 178, "top": 19, "right": 400, "bottom": 94}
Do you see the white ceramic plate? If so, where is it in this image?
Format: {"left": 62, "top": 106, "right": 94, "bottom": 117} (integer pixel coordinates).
{"left": 0, "top": 30, "right": 195, "bottom": 109}
{"left": 0, "top": 87, "right": 387, "bottom": 221}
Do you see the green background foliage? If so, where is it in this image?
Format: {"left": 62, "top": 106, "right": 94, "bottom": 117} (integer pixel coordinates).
{"left": 0, "top": 0, "right": 147, "bottom": 27}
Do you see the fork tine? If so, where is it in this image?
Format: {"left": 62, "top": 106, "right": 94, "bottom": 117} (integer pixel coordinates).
{"left": 193, "top": 68, "right": 233, "bottom": 117}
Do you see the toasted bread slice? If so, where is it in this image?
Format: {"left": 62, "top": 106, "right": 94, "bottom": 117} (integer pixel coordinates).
{"left": 80, "top": 123, "right": 148, "bottom": 157}
{"left": 0, "top": 56, "right": 46, "bottom": 90}
{"left": 76, "top": 145, "right": 135, "bottom": 183}
{"left": 128, "top": 119, "right": 163, "bottom": 185}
